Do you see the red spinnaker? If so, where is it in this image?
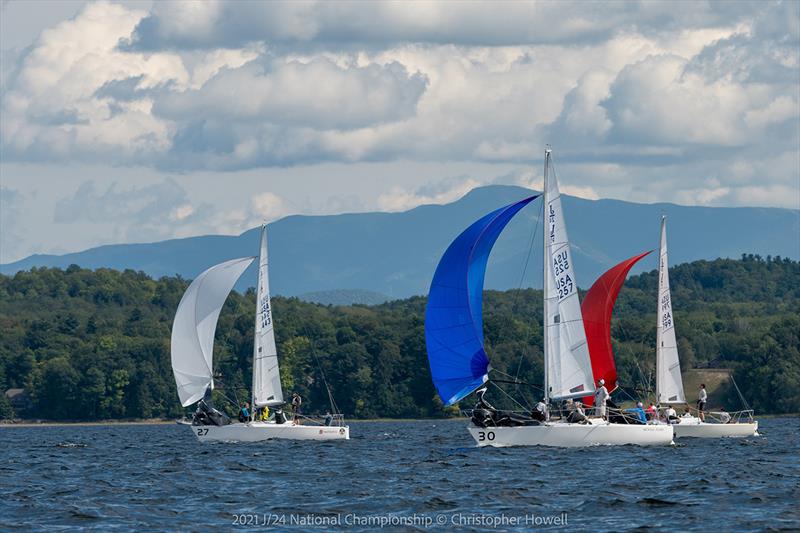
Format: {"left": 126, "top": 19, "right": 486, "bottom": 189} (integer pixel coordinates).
{"left": 581, "top": 251, "right": 651, "bottom": 406}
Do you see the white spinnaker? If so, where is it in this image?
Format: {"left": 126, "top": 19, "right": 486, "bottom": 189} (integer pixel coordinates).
{"left": 171, "top": 257, "right": 255, "bottom": 407}
{"left": 656, "top": 217, "right": 685, "bottom": 404}
{"left": 543, "top": 152, "right": 595, "bottom": 400}
{"left": 252, "top": 225, "right": 284, "bottom": 407}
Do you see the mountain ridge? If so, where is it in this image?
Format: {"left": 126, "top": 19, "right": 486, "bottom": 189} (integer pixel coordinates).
{"left": 3, "top": 185, "right": 798, "bottom": 299}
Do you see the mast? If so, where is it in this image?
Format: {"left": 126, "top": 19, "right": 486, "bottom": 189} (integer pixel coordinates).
{"left": 656, "top": 216, "right": 664, "bottom": 405}
{"left": 542, "top": 148, "right": 551, "bottom": 406}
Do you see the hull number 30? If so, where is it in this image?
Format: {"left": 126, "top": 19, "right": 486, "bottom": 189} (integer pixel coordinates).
{"left": 478, "top": 431, "right": 495, "bottom": 442}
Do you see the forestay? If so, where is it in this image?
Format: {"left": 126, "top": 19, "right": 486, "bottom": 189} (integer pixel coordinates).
{"left": 425, "top": 196, "right": 537, "bottom": 406}
{"left": 656, "top": 216, "right": 685, "bottom": 404}
{"left": 171, "top": 257, "right": 255, "bottom": 406}
{"left": 252, "top": 225, "right": 284, "bottom": 407}
{"left": 543, "top": 152, "right": 595, "bottom": 400}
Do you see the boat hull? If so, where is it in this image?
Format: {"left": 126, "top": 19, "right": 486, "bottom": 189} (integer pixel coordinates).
{"left": 672, "top": 420, "right": 758, "bottom": 438}
{"left": 467, "top": 420, "right": 674, "bottom": 447}
{"left": 190, "top": 422, "right": 350, "bottom": 442}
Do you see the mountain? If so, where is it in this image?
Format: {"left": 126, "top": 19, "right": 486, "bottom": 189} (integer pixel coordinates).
{"left": 2, "top": 185, "right": 798, "bottom": 299}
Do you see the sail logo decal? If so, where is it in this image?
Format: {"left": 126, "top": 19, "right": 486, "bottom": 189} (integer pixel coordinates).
{"left": 260, "top": 295, "right": 272, "bottom": 328}
{"left": 548, "top": 203, "right": 556, "bottom": 244}
{"left": 569, "top": 384, "right": 585, "bottom": 393}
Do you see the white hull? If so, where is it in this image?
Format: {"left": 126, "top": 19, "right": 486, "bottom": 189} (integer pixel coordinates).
{"left": 672, "top": 420, "right": 758, "bottom": 438}
{"left": 467, "top": 419, "right": 674, "bottom": 447}
{"left": 191, "top": 422, "right": 350, "bottom": 442}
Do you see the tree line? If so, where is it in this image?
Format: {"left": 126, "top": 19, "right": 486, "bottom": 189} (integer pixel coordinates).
{"left": 0, "top": 254, "right": 797, "bottom": 420}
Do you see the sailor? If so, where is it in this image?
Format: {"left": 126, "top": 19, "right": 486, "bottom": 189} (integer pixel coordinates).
{"left": 718, "top": 408, "right": 731, "bottom": 424}
{"left": 594, "top": 379, "right": 609, "bottom": 419}
{"left": 291, "top": 393, "right": 302, "bottom": 425}
{"left": 666, "top": 405, "right": 679, "bottom": 423}
{"left": 259, "top": 405, "right": 270, "bottom": 421}
{"left": 532, "top": 400, "right": 547, "bottom": 422}
{"left": 698, "top": 384, "right": 708, "bottom": 421}
{"left": 645, "top": 403, "right": 657, "bottom": 421}
{"left": 324, "top": 411, "right": 333, "bottom": 426}
{"left": 567, "top": 401, "right": 589, "bottom": 424}
{"left": 238, "top": 402, "right": 250, "bottom": 423}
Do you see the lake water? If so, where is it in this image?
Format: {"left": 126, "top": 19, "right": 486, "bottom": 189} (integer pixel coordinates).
{"left": 1, "top": 418, "right": 798, "bottom": 531}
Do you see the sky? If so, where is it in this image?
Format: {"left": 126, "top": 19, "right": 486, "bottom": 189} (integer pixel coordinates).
{"left": 1, "top": 0, "right": 798, "bottom": 264}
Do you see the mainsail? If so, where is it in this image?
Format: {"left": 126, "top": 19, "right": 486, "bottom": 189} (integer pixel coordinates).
{"left": 581, "top": 251, "right": 651, "bottom": 404}
{"left": 252, "top": 225, "right": 284, "bottom": 407}
{"left": 656, "top": 216, "right": 685, "bottom": 404}
{"left": 543, "top": 150, "right": 595, "bottom": 400}
{"left": 425, "top": 196, "right": 537, "bottom": 406}
{"left": 171, "top": 256, "right": 255, "bottom": 406}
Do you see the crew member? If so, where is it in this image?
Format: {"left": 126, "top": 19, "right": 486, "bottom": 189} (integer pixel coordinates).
{"left": 594, "top": 379, "right": 609, "bottom": 419}
{"left": 238, "top": 402, "right": 250, "bottom": 423}
{"left": 532, "top": 400, "right": 547, "bottom": 422}
{"left": 698, "top": 384, "right": 708, "bottom": 422}
{"left": 291, "top": 392, "right": 302, "bottom": 425}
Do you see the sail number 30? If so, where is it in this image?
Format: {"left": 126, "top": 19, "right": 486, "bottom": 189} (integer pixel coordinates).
{"left": 478, "top": 431, "right": 495, "bottom": 442}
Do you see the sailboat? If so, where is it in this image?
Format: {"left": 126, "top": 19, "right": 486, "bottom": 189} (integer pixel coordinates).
{"left": 425, "top": 149, "right": 673, "bottom": 447}
{"left": 655, "top": 216, "right": 758, "bottom": 438}
{"left": 170, "top": 224, "right": 350, "bottom": 442}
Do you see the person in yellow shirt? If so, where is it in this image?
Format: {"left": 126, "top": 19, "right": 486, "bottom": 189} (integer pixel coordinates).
{"left": 259, "top": 405, "right": 270, "bottom": 421}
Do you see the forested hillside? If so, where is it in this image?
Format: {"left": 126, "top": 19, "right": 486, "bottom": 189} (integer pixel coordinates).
{"left": 0, "top": 255, "right": 797, "bottom": 420}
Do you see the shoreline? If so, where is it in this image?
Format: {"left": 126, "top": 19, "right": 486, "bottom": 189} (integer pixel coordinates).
{"left": 0, "top": 417, "right": 468, "bottom": 428}
{"left": 2, "top": 413, "right": 796, "bottom": 428}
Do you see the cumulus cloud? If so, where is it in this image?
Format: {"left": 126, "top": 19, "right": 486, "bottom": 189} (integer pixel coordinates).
{"left": 124, "top": 0, "right": 756, "bottom": 50}
{"left": 377, "top": 176, "right": 483, "bottom": 211}
{"left": 0, "top": 0, "right": 796, "bottom": 217}
{"left": 154, "top": 57, "right": 427, "bottom": 130}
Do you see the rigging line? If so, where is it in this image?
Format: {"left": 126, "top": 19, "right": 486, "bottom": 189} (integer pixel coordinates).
{"left": 212, "top": 376, "right": 241, "bottom": 410}
{"left": 489, "top": 380, "right": 531, "bottom": 412}
{"left": 490, "top": 370, "right": 535, "bottom": 410}
{"left": 305, "top": 334, "right": 340, "bottom": 415}
{"left": 512, "top": 196, "right": 543, "bottom": 384}
{"left": 729, "top": 374, "right": 751, "bottom": 412}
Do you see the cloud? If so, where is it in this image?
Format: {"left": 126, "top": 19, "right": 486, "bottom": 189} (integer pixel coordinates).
{"left": 0, "top": 187, "right": 24, "bottom": 263}
{"left": 153, "top": 57, "right": 427, "bottom": 130}
{"left": 0, "top": 0, "right": 796, "bottom": 215}
{"left": 124, "top": 0, "right": 758, "bottom": 51}
{"left": 377, "top": 176, "right": 482, "bottom": 211}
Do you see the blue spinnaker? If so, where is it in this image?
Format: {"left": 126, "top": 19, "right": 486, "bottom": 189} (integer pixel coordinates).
{"left": 425, "top": 196, "right": 538, "bottom": 405}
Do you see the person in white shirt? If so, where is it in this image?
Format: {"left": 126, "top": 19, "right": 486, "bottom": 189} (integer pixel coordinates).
{"left": 698, "top": 384, "right": 708, "bottom": 421}
{"left": 666, "top": 406, "right": 678, "bottom": 423}
{"left": 718, "top": 408, "right": 731, "bottom": 424}
{"left": 532, "top": 400, "right": 547, "bottom": 422}
{"left": 594, "top": 379, "right": 609, "bottom": 419}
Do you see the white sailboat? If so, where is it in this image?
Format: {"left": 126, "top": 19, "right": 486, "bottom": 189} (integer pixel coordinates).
{"left": 655, "top": 216, "right": 757, "bottom": 438}
{"left": 425, "top": 148, "right": 673, "bottom": 447}
{"left": 170, "top": 225, "right": 349, "bottom": 442}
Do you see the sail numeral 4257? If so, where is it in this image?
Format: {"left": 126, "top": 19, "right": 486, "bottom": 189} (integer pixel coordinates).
{"left": 556, "top": 274, "right": 573, "bottom": 299}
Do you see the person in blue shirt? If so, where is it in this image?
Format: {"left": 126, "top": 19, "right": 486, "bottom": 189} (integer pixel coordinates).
{"left": 238, "top": 402, "right": 250, "bottom": 423}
